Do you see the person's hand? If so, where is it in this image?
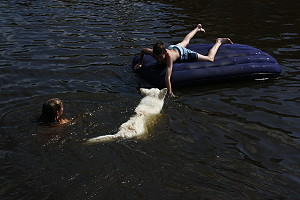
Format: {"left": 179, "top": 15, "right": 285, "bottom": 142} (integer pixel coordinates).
{"left": 134, "top": 63, "right": 142, "bottom": 70}
{"left": 168, "top": 92, "right": 178, "bottom": 98}
{"left": 197, "top": 24, "right": 205, "bottom": 33}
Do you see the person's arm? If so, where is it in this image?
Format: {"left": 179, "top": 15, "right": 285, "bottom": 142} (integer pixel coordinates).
{"left": 134, "top": 48, "right": 153, "bottom": 70}
{"left": 165, "top": 54, "right": 175, "bottom": 97}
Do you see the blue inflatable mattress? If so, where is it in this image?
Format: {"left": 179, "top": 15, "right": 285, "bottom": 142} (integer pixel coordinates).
{"left": 132, "top": 44, "right": 282, "bottom": 88}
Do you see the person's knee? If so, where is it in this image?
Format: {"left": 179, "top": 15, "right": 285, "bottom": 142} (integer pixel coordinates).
{"left": 197, "top": 54, "right": 214, "bottom": 62}
{"left": 208, "top": 56, "right": 214, "bottom": 62}
{"left": 202, "top": 56, "right": 214, "bottom": 62}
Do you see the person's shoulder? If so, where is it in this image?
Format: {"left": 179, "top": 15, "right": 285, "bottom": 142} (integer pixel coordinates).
{"left": 166, "top": 50, "right": 179, "bottom": 61}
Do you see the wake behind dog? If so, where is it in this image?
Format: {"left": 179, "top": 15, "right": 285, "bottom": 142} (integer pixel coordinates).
{"left": 85, "top": 88, "right": 167, "bottom": 144}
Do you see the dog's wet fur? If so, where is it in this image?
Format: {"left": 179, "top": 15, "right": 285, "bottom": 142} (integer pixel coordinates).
{"left": 85, "top": 88, "right": 167, "bottom": 144}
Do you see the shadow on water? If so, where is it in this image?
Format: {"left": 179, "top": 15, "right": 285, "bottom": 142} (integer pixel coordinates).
{"left": 0, "top": 0, "right": 299, "bottom": 199}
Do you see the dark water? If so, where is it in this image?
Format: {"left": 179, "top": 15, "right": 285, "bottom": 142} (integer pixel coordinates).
{"left": 1, "top": 0, "right": 299, "bottom": 199}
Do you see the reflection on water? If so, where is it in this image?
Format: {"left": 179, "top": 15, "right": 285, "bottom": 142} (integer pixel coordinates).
{"left": 0, "top": 0, "right": 299, "bottom": 199}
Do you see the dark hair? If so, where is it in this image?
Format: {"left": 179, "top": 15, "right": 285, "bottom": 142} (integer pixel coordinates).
{"left": 38, "top": 98, "right": 63, "bottom": 123}
{"left": 153, "top": 42, "right": 166, "bottom": 55}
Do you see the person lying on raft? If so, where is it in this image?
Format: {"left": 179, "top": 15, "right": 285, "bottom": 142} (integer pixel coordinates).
{"left": 134, "top": 24, "right": 233, "bottom": 97}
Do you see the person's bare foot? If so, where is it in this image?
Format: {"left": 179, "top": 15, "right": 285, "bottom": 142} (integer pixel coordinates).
{"left": 197, "top": 24, "right": 205, "bottom": 32}
{"left": 217, "top": 38, "right": 233, "bottom": 44}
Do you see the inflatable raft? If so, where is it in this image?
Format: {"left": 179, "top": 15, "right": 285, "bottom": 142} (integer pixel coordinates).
{"left": 132, "top": 44, "right": 281, "bottom": 88}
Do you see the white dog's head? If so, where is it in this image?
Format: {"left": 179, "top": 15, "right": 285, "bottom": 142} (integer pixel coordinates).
{"left": 140, "top": 88, "right": 167, "bottom": 100}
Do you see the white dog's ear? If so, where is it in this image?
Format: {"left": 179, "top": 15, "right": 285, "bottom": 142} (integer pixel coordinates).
{"left": 158, "top": 88, "right": 168, "bottom": 99}
{"left": 140, "top": 88, "right": 149, "bottom": 96}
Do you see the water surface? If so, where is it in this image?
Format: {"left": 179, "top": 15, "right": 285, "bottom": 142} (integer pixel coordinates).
{"left": 0, "top": 0, "right": 299, "bottom": 199}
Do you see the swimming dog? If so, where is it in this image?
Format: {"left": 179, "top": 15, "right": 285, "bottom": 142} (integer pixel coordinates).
{"left": 85, "top": 88, "right": 167, "bottom": 144}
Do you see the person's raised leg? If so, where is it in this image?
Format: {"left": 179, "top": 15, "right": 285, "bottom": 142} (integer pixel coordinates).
{"left": 197, "top": 38, "right": 233, "bottom": 62}
{"left": 177, "top": 24, "right": 205, "bottom": 48}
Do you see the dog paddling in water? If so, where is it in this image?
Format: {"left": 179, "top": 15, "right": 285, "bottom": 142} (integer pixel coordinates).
{"left": 85, "top": 88, "right": 167, "bottom": 144}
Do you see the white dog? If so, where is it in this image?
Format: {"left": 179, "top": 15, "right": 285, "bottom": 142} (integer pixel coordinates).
{"left": 85, "top": 88, "right": 167, "bottom": 144}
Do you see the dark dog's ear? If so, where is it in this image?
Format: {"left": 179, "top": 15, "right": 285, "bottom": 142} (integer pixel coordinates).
{"left": 158, "top": 88, "right": 167, "bottom": 99}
